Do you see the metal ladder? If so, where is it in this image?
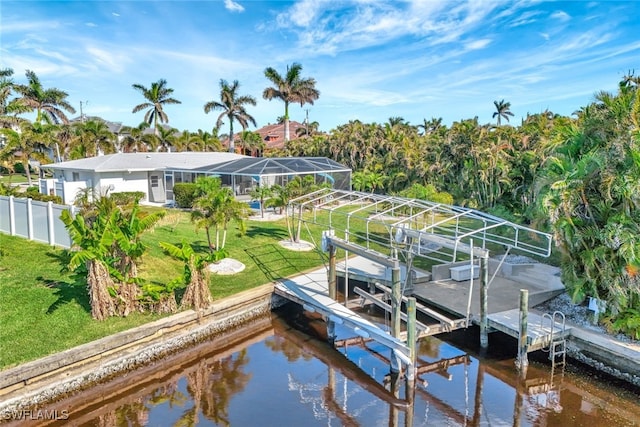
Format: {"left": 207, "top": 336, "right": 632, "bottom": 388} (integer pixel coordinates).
{"left": 541, "top": 311, "right": 567, "bottom": 369}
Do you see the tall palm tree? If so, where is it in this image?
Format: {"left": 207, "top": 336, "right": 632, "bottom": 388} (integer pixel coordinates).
{"left": 263, "top": 63, "right": 320, "bottom": 142}
{"left": 204, "top": 79, "right": 256, "bottom": 153}
{"left": 72, "top": 119, "right": 116, "bottom": 157}
{"left": 131, "top": 79, "right": 181, "bottom": 135}
{"left": 13, "top": 70, "right": 76, "bottom": 124}
{"left": 493, "top": 99, "right": 514, "bottom": 126}
{"left": 0, "top": 68, "right": 15, "bottom": 116}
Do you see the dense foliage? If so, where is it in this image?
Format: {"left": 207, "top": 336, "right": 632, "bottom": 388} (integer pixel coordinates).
{"left": 1, "top": 66, "right": 638, "bottom": 336}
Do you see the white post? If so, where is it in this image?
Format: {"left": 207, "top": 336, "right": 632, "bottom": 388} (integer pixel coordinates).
{"left": 8, "top": 195, "right": 15, "bottom": 236}
{"left": 47, "top": 201, "right": 55, "bottom": 246}
{"left": 27, "top": 198, "right": 34, "bottom": 240}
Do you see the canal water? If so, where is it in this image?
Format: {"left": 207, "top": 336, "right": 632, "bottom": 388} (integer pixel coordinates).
{"left": 17, "top": 305, "right": 640, "bottom": 427}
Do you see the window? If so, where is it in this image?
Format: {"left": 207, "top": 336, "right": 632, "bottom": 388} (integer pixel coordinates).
{"left": 72, "top": 172, "right": 80, "bottom": 181}
{"left": 150, "top": 176, "right": 159, "bottom": 188}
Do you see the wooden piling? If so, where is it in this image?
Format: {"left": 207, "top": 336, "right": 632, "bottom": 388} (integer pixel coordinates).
{"left": 407, "top": 297, "right": 417, "bottom": 381}
{"left": 328, "top": 244, "right": 337, "bottom": 301}
{"left": 517, "top": 289, "right": 529, "bottom": 370}
{"left": 391, "top": 267, "right": 402, "bottom": 339}
{"left": 480, "top": 255, "right": 489, "bottom": 349}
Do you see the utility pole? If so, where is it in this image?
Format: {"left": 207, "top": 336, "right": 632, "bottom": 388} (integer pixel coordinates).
{"left": 305, "top": 109, "right": 309, "bottom": 136}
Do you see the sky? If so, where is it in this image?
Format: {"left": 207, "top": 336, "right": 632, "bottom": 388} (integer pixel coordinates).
{"left": 1, "top": 0, "right": 639, "bottom": 133}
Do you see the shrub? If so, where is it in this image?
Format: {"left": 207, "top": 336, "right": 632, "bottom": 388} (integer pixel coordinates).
{"left": 173, "top": 183, "right": 198, "bottom": 208}
{"left": 110, "top": 191, "right": 145, "bottom": 206}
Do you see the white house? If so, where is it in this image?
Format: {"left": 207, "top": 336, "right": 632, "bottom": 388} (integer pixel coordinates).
{"left": 40, "top": 152, "right": 247, "bottom": 205}
{"left": 40, "top": 152, "right": 352, "bottom": 206}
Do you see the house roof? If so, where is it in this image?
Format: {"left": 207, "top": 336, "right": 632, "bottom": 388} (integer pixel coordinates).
{"left": 194, "top": 157, "right": 350, "bottom": 176}
{"left": 42, "top": 152, "right": 248, "bottom": 172}
{"left": 253, "top": 121, "right": 306, "bottom": 150}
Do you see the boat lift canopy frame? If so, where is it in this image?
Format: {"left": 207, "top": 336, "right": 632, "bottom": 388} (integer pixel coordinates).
{"left": 287, "top": 189, "right": 552, "bottom": 264}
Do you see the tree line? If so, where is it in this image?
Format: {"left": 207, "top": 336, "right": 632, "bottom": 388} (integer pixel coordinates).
{"left": 1, "top": 64, "right": 638, "bottom": 337}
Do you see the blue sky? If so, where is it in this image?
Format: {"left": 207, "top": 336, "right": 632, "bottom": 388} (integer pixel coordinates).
{"left": 1, "top": 1, "right": 639, "bottom": 133}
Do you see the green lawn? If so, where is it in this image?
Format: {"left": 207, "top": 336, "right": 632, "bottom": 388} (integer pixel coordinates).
{"left": 0, "top": 211, "right": 326, "bottom": 370}
{"left": 0, "top": 205, "right": 560, "bottom": 370}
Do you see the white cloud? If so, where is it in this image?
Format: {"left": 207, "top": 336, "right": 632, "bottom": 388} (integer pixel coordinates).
{"left": 465, "top": 38, "right": 492, "bottom": 50}
{"left": 224, "top": 0, "right": 245, "bottom": 13}
{"left": 551, "top": 11, "right": 571, "bottom": 22}
{"left": 112, "top": 12, "right": 120, "bottom": 17}
{"left": 279, "top": 0, "right": 322, "bottom": 28}
{"left": 85, "top": 22, "right": 97, "bottom": 27}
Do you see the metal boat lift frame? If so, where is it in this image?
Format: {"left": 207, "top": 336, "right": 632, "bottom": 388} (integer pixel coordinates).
{"left": 285, "top": 189, "right": 553, "bottom": 375}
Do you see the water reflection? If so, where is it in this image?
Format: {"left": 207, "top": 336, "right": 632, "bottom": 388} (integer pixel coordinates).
{"left": 15, "top": 307, "right": 640, "bottom": 427}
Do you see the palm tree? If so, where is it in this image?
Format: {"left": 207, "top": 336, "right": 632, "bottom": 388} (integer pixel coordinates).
{"left": 493, "top": 99, "right": 514, "bottom": 126}
{"left": 0, "top": 121, "right": 56, "bottom": 185}
{"left": 0, "top": 68, "right": 15, "bottom": 116}
{"left": 263, "top": 63, "right": 320, "bottom": 142}
{"left": 13, "top": 70, "right": 76, "bottom": 124}
{"left": 237, "top": 130, "right": 264, "bottom": 156}
{"left": 120, "top": 122, "right": 158, "bottom": 153}
{"left": 72, "top": 119, "right": 116, "bottom": 157}
{"left": 131, "top": 79, "right": 181, "bottom": 135}
{"left": 204, "top": 79, "right": 256, "bottom": 153}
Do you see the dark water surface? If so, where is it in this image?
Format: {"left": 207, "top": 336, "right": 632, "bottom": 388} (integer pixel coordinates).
{"left": 18, "top": 305, "right": 640, "bottom": 427}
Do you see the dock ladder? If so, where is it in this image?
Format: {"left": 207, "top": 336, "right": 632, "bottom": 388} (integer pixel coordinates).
{"left": 541, "top": 311, "right": 567, "bottom": 370}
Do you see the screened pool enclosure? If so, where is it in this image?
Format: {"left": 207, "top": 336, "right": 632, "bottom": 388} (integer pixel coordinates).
{"left": 164, "top": 157, "right": 351, "bottom": 201}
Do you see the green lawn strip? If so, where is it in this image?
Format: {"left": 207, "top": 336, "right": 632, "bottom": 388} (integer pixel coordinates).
{"left": 0, "top": 212, "right": 327, "bottom": 370}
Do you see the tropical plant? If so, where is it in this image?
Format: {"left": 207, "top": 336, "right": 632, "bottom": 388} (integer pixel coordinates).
{"left": 204, "top": 79, "right": 257, "bottom": 153}
{"left": 493, "top": 99, "right": 514, "bottom": 126}
{"left": 191, "top": 176, "right": 249, "bottom": 251}
{"left": 132, "top": 79, "right": 181, "bottom": 134}
{"left": 249, "top": 185, "right": 273, "bottom": 218}
{"left": 263, "top": 63, "right": 320, "bottom": 142}
{"left": 61, "top": 196, "right": 167, "bottom": 319}
{"left": 120, "top": 122, "right": 158, "bottom": 153}
{"left": 537, "top": 80, "right": 640, "bottom": 321}
{"left": 159, "top": 240, "right": 226, "bottom": 311}
{"left": 71, "top": 119, "right": 116, "bottom": 157}
{"left": 0, "top": 120, "right": 56, "bottom": 185}
{"left": 12, "top": 70, "right": 76, "bottom": 124}
{"left": 236, "top": 130, "right": 263, "bottom": 157}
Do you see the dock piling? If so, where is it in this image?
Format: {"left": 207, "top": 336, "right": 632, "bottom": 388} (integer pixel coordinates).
{"left": 516, "top": 289, "right": 529, "bottom": 372}
{"left": 480, "top": 255, "right": 489, "bottom": 349}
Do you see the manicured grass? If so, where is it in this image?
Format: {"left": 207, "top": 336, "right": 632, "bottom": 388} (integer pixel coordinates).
{"left": 0, "top": 174, "right": 28, "bottom": 185}
{"left": 0, "top": 211, "right": 326, "bottom": 370}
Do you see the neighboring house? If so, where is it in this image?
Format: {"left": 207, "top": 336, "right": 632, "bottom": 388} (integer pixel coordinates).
{"left": 223, "top": 121, "right": 307, "bottom": 155}
{"left": 39, "top": 152, "right": 351, "bottom": 206}
{"left": 40, "top": 152, "right": 247, "bottom": 205}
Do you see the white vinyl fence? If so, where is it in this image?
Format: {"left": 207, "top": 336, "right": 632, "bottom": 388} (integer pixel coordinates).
{"left": 0, "top": 196, "right": 76, "bottom": 248}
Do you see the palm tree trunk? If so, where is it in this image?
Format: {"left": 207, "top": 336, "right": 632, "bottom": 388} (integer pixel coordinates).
{"left": 228, "top": 121, "right": 235, "bottom": 153}
{"left": 87, "top": 259, "right": 116, "bottom": 320}
{"left": 284, "top": 101, "right": 290, "bottom": 142}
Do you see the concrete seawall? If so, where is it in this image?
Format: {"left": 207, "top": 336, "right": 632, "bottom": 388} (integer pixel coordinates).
{"left": 0, "top": 284, "right": 286, "bottom": 416}
{"left": 566, "top": 326, "right": 640, "bottom": 386}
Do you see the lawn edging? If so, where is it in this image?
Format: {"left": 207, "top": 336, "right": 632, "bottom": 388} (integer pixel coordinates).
{"left": 0, "top": 283, "right": 285, "bottom": 414}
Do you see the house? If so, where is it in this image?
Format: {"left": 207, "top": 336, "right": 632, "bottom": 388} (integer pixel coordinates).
{"left": 223, "top": 121, "right": 308, "bottom": 155}
{"left": 40, "top": 152, "right": 246, "bottom": 205}
{"left": 39, "top": 152, "right": 351, "bottom": 205}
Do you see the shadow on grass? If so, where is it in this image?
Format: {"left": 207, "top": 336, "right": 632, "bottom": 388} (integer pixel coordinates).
{"left": 43, "top": 276, "right": 91, "bottom": 314}
{"left": 245, "top": 244, "right": 326, "bottom": 283}
{"left": 245, "top": 226, "right": 288, "bottom": 240}
{"left": 41, "top": 249, "right": 92, "bottom": 314}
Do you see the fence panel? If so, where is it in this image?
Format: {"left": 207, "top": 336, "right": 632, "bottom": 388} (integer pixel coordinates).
{"left": 12, "top": 198, "right": 29, "bottom": 239}
{"left": 52, "top": 203, "right": 73, "bottom": 248}
{"left": 32, "top": 200, "right": 51, "bottom": 244}
{"left": 0, "top": 196, "right": 73, "bottom": 248}
{"left": 0, "top": 197, "right": 9, "bottom": 233}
